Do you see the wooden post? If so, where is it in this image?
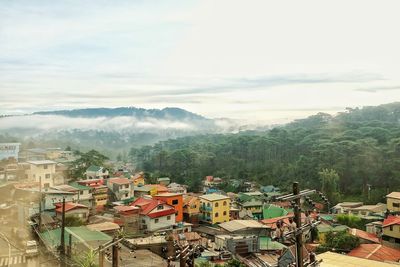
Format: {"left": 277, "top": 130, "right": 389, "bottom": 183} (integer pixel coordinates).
{"left": 60, "top": 198, "right": 66, "bottom": 255}
{"left": 293, "top": 182, "right": 303, "bottom": 267}
{"left": 99, "top": 245, "right": 104, "bottom": 267}
{"left": 112, "top": 238, "right": 118, "bottom": 267}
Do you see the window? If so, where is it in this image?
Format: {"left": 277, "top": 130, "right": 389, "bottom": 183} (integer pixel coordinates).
{"left": 390, "top": 225, "right": 393, "bottom": 231}
{"left": 172, "top": 199, "right": 179, "bottom": 205}
{"left": 157, "top": 205, "right": 163, "bottom": 210}
{"left": 167, "top": 216, "right": 171, "bottom": 220}
{"left": 393, "top": 203, "right": 400, "bottom": 208}
{"left": 207, "top": 203, "right": 210, "bottom": 207}
{"left": 125, "top": 184, "right": 129, "bottom": 189}
{"left": 155, "top": 219, "right": 159, "bottom": 223}
{"left": 215, "top": 202, "right": 219, "bottom": 207}
{"left": 45, "top": 174, "right": 50, "bottom": 179}
{"left": 43, "top": 165, "right": 48, "bottom": 169}
{"left": 80, "top": 190, "right": 84, "bottom": 195}
{"left": 223, "top": 201, "right": 227, "bottom": 206}
{"left": 215, "top": 212, "right": 219, "bottom": 217}
{"left": 223, "top": 211, "right": 227, "bottom": 216}
{"left": 124, "top": 193, "right": 128, "bottom": 197}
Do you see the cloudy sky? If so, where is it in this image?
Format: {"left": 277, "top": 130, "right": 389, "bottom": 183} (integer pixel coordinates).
{"left": 1, "top": 0, "right": 400, "bottom": 123}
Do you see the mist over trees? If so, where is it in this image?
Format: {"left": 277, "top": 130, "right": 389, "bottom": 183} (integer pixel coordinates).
{"left": 130, "top": 102, "right": 400, "bottom": 203}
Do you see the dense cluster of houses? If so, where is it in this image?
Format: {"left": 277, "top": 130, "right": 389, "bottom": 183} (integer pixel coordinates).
{"left": 1, "top": 144, "right": 400, "bottom": 266}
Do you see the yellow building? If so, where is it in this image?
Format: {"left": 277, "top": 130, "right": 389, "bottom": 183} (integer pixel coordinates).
{"left": 199, "top": 194, "right": 230, "bottom": 224}
{"left": 132, "top": 172, "right": 145, "bottom": 186}
{"left": 386, "top": 192, "right": 400, "bottom": 213}
{"left": 26, "top": 160, "right": 57, "bottom": 188}
{"left": 382, "top": 216, "right": 400, "bottom": 244}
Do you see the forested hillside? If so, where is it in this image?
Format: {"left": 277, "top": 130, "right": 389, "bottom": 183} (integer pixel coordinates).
{"left": 130, "top": 103, "right": 400, "bottom": 202}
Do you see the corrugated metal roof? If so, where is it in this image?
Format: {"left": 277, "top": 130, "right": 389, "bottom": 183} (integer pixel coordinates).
{"left": 348, "top": 244, "right": 400, "bottom": 262}
{"left": 199, "top": 193, "right": 230, "bottom": 202}
{"left": 219, "top": 220, "right": 269, "bottom": 232}
{"left": 317, "top": 251, "right": 399, "bottom": 267}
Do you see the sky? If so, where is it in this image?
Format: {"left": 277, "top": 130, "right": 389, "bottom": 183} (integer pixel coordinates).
{"left": 1, "top": 0, "right": 400, "bottom": 124}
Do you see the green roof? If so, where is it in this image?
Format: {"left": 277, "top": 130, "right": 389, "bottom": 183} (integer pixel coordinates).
{"left": 263, "top": 204, "right": 289, "bottom": 219}
{"left": 317, "top": 224, "right": 349, "bottom": 233}
{"left": 259, "top": 237, "right": 287, "bottom": 250}
{"left": 69, "top": 182, "right": 91, "bottom": 190}
{"left": 86, "top": 165, "right": 101, "bottom": 172}
{"left": 39, "top": 226, "right": 111, "bottom": 249}
{"left": 157, "top": 177, "right": 170, "bottom": 181}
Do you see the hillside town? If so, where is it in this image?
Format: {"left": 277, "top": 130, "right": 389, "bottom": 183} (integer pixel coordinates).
{"left": 1, "top": 143, "right": 400, "bottom": 267}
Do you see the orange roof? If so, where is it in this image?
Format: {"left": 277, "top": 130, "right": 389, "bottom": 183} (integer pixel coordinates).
{"left": 147, "top": 184, "right": 168, "bottom": 192}
{"left": 183, "top": 195, "right": 199, "bottom": 206}
{"left": 108, "top": 177, "right": 131, "bottom": 185}
{"left": 349, "top": 228, "right": 380, "bottom": 243}
{"left": 114, "top": 205, "right": 140, "bottom": 212}
{"left": 348, "top": 244, "right": 400, "bottom": 262}
{"left": 383, "top": 215, "right": 400, "bottom": 227}
{"left": 55, "top": 202, "right": 88, "bottom": 213}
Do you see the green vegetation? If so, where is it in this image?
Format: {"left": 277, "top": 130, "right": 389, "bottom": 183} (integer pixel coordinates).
{"left": 335, "top": 214, "right": 364, "bottom": 229}
{"left": 71, "top": 150, "right": 109, "bottom": 180}
{"left": 131, "top": 103, "right": 400, "bottom": 203}
{"left": 324, "top": 231, "right": 360, "bottom": 252}
{"left": 73, "top": 249, "right": 98, "bottom": 267}
{"left": 64, "top": 216, "right": 85, "bottom": 227}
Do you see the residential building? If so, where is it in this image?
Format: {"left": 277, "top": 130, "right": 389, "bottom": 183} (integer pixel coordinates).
{"left": 183, "top": 195, "right": 200, "bottom": 225}
{"left": 134, "top": 185, "right": 157, "bottom": 198}
{"left": 366, "top": 221, "right": 383, "bottom": 236}
{"left": 386, "top": 192, "right": 400, "bottom": 213}
{"left": 86, "top": 222, "right": 120, "bottom": 236}
{"left": 199, "top": 193, "right": 230, "bottom": 224}
{"left": 26, "top": 160, "right": 57, "bottom": 188}
{"left": 132, "top": 172, "right": 145, "bottom": 186}
{"left": 41, "top": 188, "right": 76, "bottom": 210}
{"left": 167, "top": 182, "right": 187, "bottom": 194}
{"left": 85, "top": 165, "right": 109, "bottom": 180}
{"left": 77, "top": 179, "right": 108, "bottom": 211}
{"left": 69, "top": 182, "right": 94, "bottom": 208}
{"left": 237, "top": 192, "right": 264, "bottom": 219}
{"left": 215, "top": 235, "right": 259, "bottom": 254}
{"left": 218, "top": 220, "right": 270, "bottom": 236}
{"left": 348, "top": 244, "right": 400, "bottom": 263}
{"left": 347, "top": 203, "right": 387, "bottom": 217}
{"left": 55, "top": 202, "right": 89, "bottom": 221}
{"left": 106, "top": 177, "right": 134, "bottom": 203}
{"left": 348, "top": 228, "right": 380, "bottom": 244}
{"left": 113, "top": 205, "right": 140, "bottom": 235}
{"left": 131, "top": 197, "right": 176, "bottom": 232}
{"left": 332, "top": 202, "right": 363, "bottom": 214}
{"left": 203, "top": 176, "right": 223, "bottom": 187}
{"left": 382, "top": 215, "right": 400, "bottom": 246}
{"left": 154, "top": 193, "right": 183, "bottom": 222}
{"left": 0, "top": 143, "right": 20, "bottom": 161}
{"left": 157, "top": 177, "right": 170, "bottom": 186}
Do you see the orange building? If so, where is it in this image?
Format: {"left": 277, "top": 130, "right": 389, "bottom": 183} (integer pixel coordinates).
{"left": 154, "top": 193, "right": 183, "bottom": 223}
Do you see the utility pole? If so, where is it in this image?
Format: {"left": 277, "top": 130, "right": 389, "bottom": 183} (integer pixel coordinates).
{"left": 112, "top": 237, "right": 118, "bottom": 267}
{"left": 38, "top": 176, "right": 42, "bottom": 231}
{"left": 60, "top": 197, "right": 66, "bottom": 266}
{"left": 293, "top": 182, "right": 303, "bottom": 267}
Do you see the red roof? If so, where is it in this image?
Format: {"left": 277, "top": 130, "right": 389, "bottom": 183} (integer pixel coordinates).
{"left": 108, "top": 177, "right": 131, "bottom": 185}
{"left": 383, "top": 215, "right": 400, "bottom": 227}
{"left": 131, "top": 197, "right": 175, "bottom": 219}
{"left": 348, "top": 244, "right": 400, "bottom": 262}
{"left": 114, "top": 205, "right": 139, "bottom": 212}
{"left": 55, "top": 202, "right": 88, "bottom": 213}
{"left": 349, "top": 228, "right": 380, "bottom": 243}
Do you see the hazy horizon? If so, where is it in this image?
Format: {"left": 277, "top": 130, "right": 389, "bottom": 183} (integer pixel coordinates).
{"left": 2, "top": 0, "right": 400, "bottom": 123}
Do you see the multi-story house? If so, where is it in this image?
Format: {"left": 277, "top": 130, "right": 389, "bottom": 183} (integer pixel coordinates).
{"left": 386, "top": 192, "right": 400, "bottom": 213}
{"left": 168, "top": 183, "right": 187, "bottom": 194}
{"left": 154, "top": 193, "right": 183, "bottom": 222}
{"left": 237, "top": 192, "right": 264, "bottom": 219}
{"left": 382, "top": 216, "right": 400, "bottom": 247}
{"left": 107, "top": 177, "right": 134, "bottom": 203}
{"left": 131, "top": 197, "right": 176, "bottom": 232}
{"left": 77, "top": 179, "right": 108, "bottom": 211}
{"left": 85, "top": 165, "right": 109, "bottom": 180}
{"left": 69, "top": 182, "right": 94, "bottom": 208}
{"left": 183, "top": 195, "right": 200, "bottom": 225}
{"left": 199, "top": 193, "right": 231, "bottom": 224}
{"left": 26, "top": 160, "right": 57, "bottom": 188}
{"left": 132, "top": 172, "right": 145, "bottom": 186}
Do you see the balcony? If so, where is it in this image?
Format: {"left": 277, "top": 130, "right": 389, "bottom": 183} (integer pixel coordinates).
{"left": 200, "top": 205, "right": 212, "bottom": 212}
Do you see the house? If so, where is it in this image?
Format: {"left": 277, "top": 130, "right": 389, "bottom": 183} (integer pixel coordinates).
{"left": 85, "top": 165, "right": 109, "bottom": 180}
{"left": 0, "top": 143, "right": 20, "bottom": 161}
{"left": 131, "top": 197, "right": 176, "bottom": 232}
{"left": 199, "top": 193, "right": 230, "bottom": 224}
{"left": 317, "top": 223, "right": 349, "bottom": 245}
{"left": 134, "top": 185, "right": 157, "bottom": 198}
{"left": 366, "top": 221, "right": 383, "bottom": 236}
{"left": 157, "top": 177, "right": 170, "bottom": 186}
{"left": 183, "top": 195, "right": 200, "bottom": 225}
{"left": 106, "top": 177, "right": 134, "bottom": 203}
{"left": 218, "top": 220, "right": 270, "bottom": 236}
{"left": 215, "top": 235, "right": 259, "bottom": 254}
{"left": 386, "top": 192, "right": 400, "bottom": 213}
{"left": 317, "top": 251, "right": 399, "bottom": 267}
{"left": 167, "top": 183, "right": 187, "bottom": 194}
{"left": 348, "top": 203, "right": 387, "bottom": 217}
{"left": 332, "top": 202, "right": 363, "bottom": 214}
{"left": 26, "top": 160, "right": 57, "bottom": 188}
{"left": 348, "top": 228, "right": 380, "bottom": 244}
{"left": 113, "top": 205, "right": 140, "bottom": 234}
{"left": 260, "top": 185, "right": 280, "bottom": 193}
{"left": 203, "top": 176, "right": 223, "bottom": 188}
{"left": 69, "top": 182, "right": 94, "bottom": 208}
{"left": 154, "top": 193, "right": 183, "bottom": 222}
{"left": 348, "top": 244, "right": 400, "bottom": 263}
{"left": 77, "top": 179, "right": 108, "bottom": 211}
{"left": 229, "top": 207, "right": 240, "bottom": 220}
{"left": 382, "top": 215, "right": 400, "bottom": 247}
{"left": 131, "top": 172, "right": 145, "bottom": 186}
{"left": 172, "top": 231, "right": 204, "bottom": 247}
{"left": 55, "top": 202, "right": 89, "bottom": 221}
{"left": 237, "top": 192, "right": 264, "bottom": 219}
